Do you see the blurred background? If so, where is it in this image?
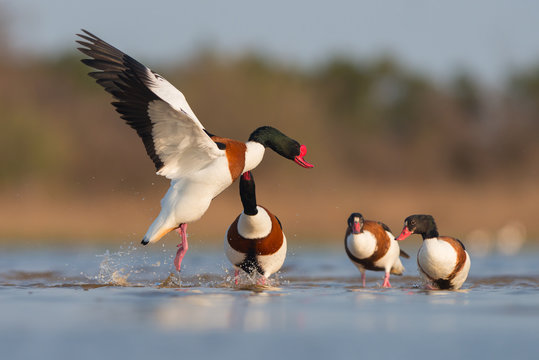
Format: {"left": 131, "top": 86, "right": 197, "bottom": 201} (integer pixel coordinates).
{"left": 0, "top": 0, "right": 537, "bottom": 252}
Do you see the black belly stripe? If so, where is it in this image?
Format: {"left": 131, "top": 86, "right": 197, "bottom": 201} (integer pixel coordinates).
{"left": 237, "top": 252, "right": 264, "bottom": 276}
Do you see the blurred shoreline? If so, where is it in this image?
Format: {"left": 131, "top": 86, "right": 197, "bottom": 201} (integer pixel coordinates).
{"left": 2, "top": 37, "right": 539, "bottom": 249}
{"left": 1, "top": 178, "right": 536, "bottom": 246}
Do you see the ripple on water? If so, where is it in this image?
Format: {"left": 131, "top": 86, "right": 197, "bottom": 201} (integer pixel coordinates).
{"left": 1, "top": 248, "right": 538, "bottom": 294}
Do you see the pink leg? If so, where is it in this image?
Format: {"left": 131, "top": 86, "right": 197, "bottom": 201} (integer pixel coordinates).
{"left": 361, "top": 272, "right": 366, "bottom": 287}
{"left": 382, "top": 273, "right": 391, "bottom": 288}
{"left": 173, "top": 223, "right": 188, "bottom": 272}
{"left": 234, "top": 269, "right": 239, "bottom": 285}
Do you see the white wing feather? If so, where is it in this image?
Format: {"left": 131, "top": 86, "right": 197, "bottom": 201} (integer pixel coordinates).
{"left": 147, "top": 100, "right": 223, "bottom": 179}
{"left": 77, "top": 30, "right": 225, "bottom": 179}
{"left": 141, "top": 67, "right": 204, "bottom": 129}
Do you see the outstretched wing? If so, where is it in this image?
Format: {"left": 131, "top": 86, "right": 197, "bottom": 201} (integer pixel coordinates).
{"left": 76, "top": 29, "right": 223, "bottom": 179}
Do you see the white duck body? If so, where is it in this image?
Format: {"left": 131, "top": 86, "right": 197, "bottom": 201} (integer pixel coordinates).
{"left": 396, "top": 214, "right": 471, "bottom": 290}
{"left": 418, "top": 237, "right": 471, "bottom": 290}
{"left": 144, "top": 142, "right": 266, "bottom": 243}
{"left": 225, "top": 205, "right": 287, "bottom": 278}
{"left": 346, "top": 231, "right": 377, "bottom": 260}
{"left": 346, "top": 229, "right": 404, "bottom": 275}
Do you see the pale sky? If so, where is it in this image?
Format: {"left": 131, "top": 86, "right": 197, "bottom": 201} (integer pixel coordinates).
{"left": 2, "top": 0, "right": 539, "bottom": 85}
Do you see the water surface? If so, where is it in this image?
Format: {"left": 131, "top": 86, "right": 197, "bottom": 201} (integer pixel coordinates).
{"left": 1, "top": 244, "right": 538, "bottom": 360}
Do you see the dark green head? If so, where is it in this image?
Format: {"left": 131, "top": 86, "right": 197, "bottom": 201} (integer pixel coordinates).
{"left": 248, "top": 126, "right": 313, "bottom": 168}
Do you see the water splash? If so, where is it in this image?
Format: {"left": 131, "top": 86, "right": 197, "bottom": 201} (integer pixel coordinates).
{"left": 220, "top": 266, "right": 282, "bottom": 289}
{"left": 158, "top": 272, "right": 182, "bottom": 288}
{"left": 93, "top": 243, "right": 173, "bottom": 286}
{"left": 95, "top": 250, "right": 131, "bottom": 286}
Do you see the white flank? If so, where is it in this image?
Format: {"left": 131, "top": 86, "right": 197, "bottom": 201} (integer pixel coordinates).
{"left": 418, "top": 238, "right": 458, "bottom": 280}
{"left": 390, "top": 257, "right": 405, "bottom": 275}
{"left": 143, "top": 157, "right": 234, "bottom": 243}
{"left": 224, "top": 226, "right": 246, "bottom": 266}
{"left": 373, "top": 232, "right": 402, "bottom": 274}
{"left": 258, "top": 235, "right": 287, "bottom": 277}
{"left": 450, "top": 252, "right": 471, "bottom": 290}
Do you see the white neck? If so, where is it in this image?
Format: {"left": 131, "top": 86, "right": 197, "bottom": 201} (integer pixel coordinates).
{"left": 237, "top": 206, "right": 272, "bottom": 239}
{"left": 243, "top": 142, "right": 266, "bottom": 173}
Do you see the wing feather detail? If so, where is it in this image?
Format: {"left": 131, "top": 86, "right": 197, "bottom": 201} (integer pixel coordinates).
{"left": 76, "top": 29, "right": 223, "bottom": 178}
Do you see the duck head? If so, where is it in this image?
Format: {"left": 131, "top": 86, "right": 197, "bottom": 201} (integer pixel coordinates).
{"left": 396, "top": 214, "right": 439, "bottom": 241}
{"left": 347, "top": 212, "right": 364, "bottom": 235}
{"left": 248, "top": 126, "right": 314, "bottom": 168}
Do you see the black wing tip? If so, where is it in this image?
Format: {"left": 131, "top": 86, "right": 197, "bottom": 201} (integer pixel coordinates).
{"left": 379, "top": 221, "right": 392, "bottom": 234}
{"left": 77, "top": 29, "right": 96, "bottom": 39}
{"left": 75, "top": 33, "right": 94, "bottom": 44}
{"left": 80, "top": 58, "right": 93, "bottom": 66}
{"left": 75, "top": 28, "right": 166, "bottom": 173}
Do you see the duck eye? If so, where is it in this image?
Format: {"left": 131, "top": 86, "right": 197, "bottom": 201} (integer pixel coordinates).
{"left": 410, "top": 220, "right": 416, "bottom": 226}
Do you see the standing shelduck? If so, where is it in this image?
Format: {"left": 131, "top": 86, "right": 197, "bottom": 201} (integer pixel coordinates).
{"left": 225, "top": 171, "right": 286, "bottom": 284}
{"left": 345, "top": 213, "right": 409, "bottom": 288}
{"left": 76, "top": 30, "right": 313, "bottom": 271}
{"left": 396, "top": 214, "right": 471, "bottom": 290}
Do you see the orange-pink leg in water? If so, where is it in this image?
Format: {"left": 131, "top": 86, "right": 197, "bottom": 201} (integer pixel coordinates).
{"left": 173, "top": 223, "right": 188, "bottom": 271}
{"left": 382, "top": 273, "right": 391, "bottom": 288}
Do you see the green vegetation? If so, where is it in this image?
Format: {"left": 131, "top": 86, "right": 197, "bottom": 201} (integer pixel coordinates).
{"left": 1, "top": 45, "right": 539, "bottom": 241}
{"left": 1, "top": 49, "right": 539, "bottom": 189}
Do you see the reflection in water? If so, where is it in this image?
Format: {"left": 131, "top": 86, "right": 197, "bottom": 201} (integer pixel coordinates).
{"left": 154, "top": 294, "right": 234, "bottom": 331}
{"left": 152, "top": 288, "right": 289, "bottom": 332}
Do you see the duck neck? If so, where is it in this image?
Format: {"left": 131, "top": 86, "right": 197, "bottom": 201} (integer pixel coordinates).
{"left": 243, "top": 141, "right": 265, "bottom": 173}
{"left": 240, "top": 173, "right": 258, "bottom": 216}
{"left": 421, "top": 228, "right": 439, "bottom": 240}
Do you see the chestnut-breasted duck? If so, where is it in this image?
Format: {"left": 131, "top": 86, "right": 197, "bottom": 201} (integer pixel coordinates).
{"left": 396, "top": 214, "right": 471, "bottom": 290}
{"left": 345, "top": 213, "right": 409, "bottom": 288}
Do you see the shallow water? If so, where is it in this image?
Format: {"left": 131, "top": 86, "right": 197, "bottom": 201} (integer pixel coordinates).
{"left": 1, "top": 244, "right": 538, "bottom": 360}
